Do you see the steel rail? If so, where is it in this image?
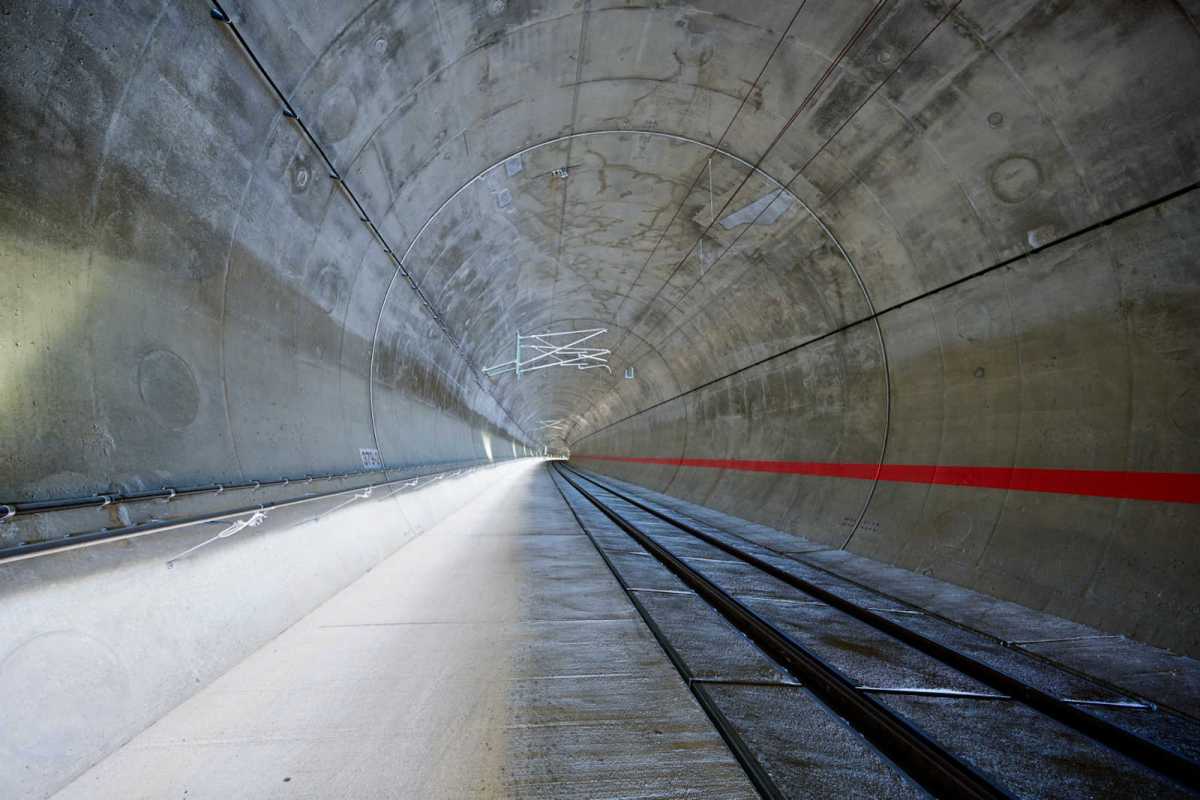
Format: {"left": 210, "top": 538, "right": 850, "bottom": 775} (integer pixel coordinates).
{"left": 553, "top": 465, "right": 1013, "bottom": 800}
{"left": 561, "top": 465, "right": 1200, "bottom": 793}
{"left": 0, "top": 460, "right": 499, "bottom": 566}
{"left": 561, "top": 466, "right": 1197, "bottom": 720}
{"left": 546, "top": 466, "right": 786, "bottom": 800}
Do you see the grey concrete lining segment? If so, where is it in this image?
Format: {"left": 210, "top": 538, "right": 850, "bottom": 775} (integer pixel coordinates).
{"left": 5, "top": 3, "right": 1197, "bottom": 652}
{"left": 47, "top": 463, "right": 757, "bottom": 800}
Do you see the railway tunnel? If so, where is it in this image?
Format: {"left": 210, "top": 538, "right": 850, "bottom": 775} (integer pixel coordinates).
{"left": 2, "top": 1, "right": 1199, "bottom": 797}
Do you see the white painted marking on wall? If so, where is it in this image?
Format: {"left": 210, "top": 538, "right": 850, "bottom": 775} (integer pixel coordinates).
{"left": 360, "top": 448, "right": 383, "bottom": 470}
{"left": 719, "top": 190, "right": 793, "bottom": 229}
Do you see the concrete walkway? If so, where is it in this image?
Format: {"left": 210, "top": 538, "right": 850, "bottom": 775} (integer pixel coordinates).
{"left": 54, "top": 462, "right": 754, "bottom": 799}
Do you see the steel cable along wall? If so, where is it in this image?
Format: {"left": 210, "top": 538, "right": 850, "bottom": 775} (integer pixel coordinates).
{"left": 1, "top": 0, "right": 534, "bottom": 521}
{"left": 1, "top": 2, "right": 1198, "bottom": 653}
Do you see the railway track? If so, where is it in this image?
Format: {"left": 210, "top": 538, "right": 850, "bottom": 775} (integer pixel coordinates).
{"left": 550, "top": 463, "right": 1200, "bottom": 799}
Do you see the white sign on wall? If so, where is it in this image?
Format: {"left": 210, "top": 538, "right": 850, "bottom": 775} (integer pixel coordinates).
{"left": 359, "top": 448, "right": 383, "bottom": 470}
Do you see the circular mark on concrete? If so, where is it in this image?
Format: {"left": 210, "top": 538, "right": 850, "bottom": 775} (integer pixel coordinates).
{"left": 138, "top": 349, "right": 200, "bottom": 430}
{"left": 1169, "top": 386, "right": 1200, "bottom": 438}
{"left": 317, "top": 85, "right": 358, "bottom": 143}
{"left": 289, "top": 154, "right": 312, "bottom": 195}
{"left": 0, "top": 631, "right": 130, "bottom": 761}
{"left": 876, "top": 48, "right": 894, "bottom": 65}
{"left": 313, "top": 265, "right": 344, "bottom": 314}
{"left": 974, "top": 366, "right": 986, "bottom": 379}
{"left": 987, "top": 111, "right": 1005, "bottom": 128}
{"left": 488, "top": 0, "right": 507, "bottom": 15}
{"left": 989, "top": 155, "right": 1042, "bottom": 203}
{"left": 954, "top": 302, "right": 993, "bottom": 344}
{"left": 374, "top": 36, "right": 389, "bottom": 53}
{"left": 1026, "top": 224, "right": 1057, "bottom": 248}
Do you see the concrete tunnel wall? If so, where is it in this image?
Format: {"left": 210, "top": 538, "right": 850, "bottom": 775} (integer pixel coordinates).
{"left": 1, "top": 2, "right": 534, "bottom": 510}
{"left": 1, "top": 0, "right": 1198, "bottom": 671}
{"left": 575, "top": 189, "right": 1200, "bottom": 655}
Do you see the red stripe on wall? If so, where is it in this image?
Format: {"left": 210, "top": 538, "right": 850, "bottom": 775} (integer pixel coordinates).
{"left": 571, "top": 455, "right": 1200, "bottom": 504}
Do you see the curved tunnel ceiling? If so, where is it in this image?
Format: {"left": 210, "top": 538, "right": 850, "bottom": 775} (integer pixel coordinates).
{"left": 222, "top": 0, "right": 1198, "bottom": 453}
{"left": 408, "top": 130, "right": 876, "bottom": 448}
{"left": 2, "top": 1, "right": 1199, "bottom": 651}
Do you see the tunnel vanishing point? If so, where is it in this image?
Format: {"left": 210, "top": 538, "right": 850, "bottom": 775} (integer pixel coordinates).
{"left": 2, "top": 1, "right": 1200, "bottom": 798}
